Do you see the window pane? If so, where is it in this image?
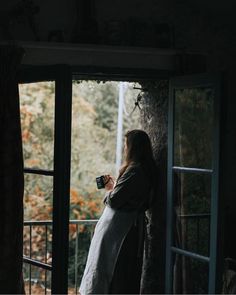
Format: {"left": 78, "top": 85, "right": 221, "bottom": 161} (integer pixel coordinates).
{"left": 24, "top": 173, "right": 53, "bottom": 221}
{"left": 19, "top": 82, "right": 55, "bottom": 170}
{"left": 173, "top": 254, "right": 209, "bottom": 294}
{"left": 23, "top": 173, "right": 53, "bottom": 266}
{"left": 173, "top": 172, "right": 211, "bottom": 256}
{"left": 174, "top": 88, "right": 214, "bottom": 169}
{"left": 23, "top": 223, "right": 52, "bottom": 264}
{"left": 23, "top": 264, "right": 51, "bottom": 294}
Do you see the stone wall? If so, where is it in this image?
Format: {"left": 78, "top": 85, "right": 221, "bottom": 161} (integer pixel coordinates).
{"left": 140, "top": 81, "right": 168, "bottom": 293}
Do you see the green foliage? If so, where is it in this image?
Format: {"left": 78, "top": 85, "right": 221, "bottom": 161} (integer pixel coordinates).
{"left": 20, "top": 82, "right": 55, "bottom": 170}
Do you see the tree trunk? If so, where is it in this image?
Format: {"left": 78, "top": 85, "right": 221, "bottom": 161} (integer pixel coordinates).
{"left": 140, "top": 81, "right": 168, "bottom": 294}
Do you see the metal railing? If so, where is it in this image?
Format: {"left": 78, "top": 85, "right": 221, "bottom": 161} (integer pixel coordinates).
{"left": 24, "top": 214, "right": 210, "bottom": 294}
{"left": 23, "top": 219, "right": 98, "bottom": 294}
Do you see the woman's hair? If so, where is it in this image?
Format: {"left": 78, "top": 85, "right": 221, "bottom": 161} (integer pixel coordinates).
{"left": 119, "top": 129, "right": 157, "bottom": 189}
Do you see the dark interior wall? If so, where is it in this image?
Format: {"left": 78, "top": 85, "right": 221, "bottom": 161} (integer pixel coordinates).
{"left": 0, "top": 0, "right": 174, "bottom": 44}
{"left": 1, "top": 0, "right": 235, "bottom": 48}
{"left": 0, "top": 0, "right": 76, "bottom": 41}
{"left": 221, "top": 67, "right": 236, "bottom": 260}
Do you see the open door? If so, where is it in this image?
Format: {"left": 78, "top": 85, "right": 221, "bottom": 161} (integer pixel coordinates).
{"left": 165, "top": 74, "right": 221, "bottom": 294}
{"left": 19, "top": 65, "right": 72, "bottom": 294}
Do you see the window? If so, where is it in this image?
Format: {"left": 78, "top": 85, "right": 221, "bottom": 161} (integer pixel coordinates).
{"left": 166, "top": 74, "right": 221, "bottom": 294}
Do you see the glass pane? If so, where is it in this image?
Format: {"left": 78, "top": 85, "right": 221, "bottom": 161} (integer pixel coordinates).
{"left": 23, "top": 174, "right": 53, "bottom": 264}
{"left": 23, "top": 264, "right": 51, "bottom": 294}
{"left": 174, "top": 88, "right": 214, "bottom": 169}
{"left": 23, "top": 223, "right": 52, "bottom": 263}
{"left": 173, "top": 172, "right": 211, "bottom": 256}
{"left": 173, "top": 254, "right": 208, "bottom": 294}
{"left": 19, "top": 82, "right": 55, "bottom": 170}
{"left": 24, "top": 173, "right": 53, "bottom": 221}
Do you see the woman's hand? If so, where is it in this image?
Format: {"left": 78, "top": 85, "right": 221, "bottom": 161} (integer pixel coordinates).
{"left": 104, "top": 175, "right": 115, "bottom": 191}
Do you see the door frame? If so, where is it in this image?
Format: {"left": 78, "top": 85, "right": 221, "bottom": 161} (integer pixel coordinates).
{"left": 19, "top": 65, "right": 72, "bottom": 294}
{"left": 19, "top": 64, "right": 169, "bottom": 293}
{"left": 165, "top": 73, "right": 222, "bottom": 294}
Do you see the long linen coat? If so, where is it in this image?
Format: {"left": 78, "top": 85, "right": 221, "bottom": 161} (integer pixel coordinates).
{"left": 79, "top": 163, "right": 152, "bottom": 295}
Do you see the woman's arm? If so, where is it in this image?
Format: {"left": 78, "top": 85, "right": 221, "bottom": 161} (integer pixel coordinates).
{"left": 103, "top": 165, "right": 143, "bottom": 209}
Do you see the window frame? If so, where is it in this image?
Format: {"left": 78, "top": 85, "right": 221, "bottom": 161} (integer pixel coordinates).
{"left": 165, "top": 73, "right": 222, "bottom": 294}
{"left": 19, "top": 65, "right": 72, "bottom": 294}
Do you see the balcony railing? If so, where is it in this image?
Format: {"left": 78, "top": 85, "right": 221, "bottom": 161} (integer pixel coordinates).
{"left": 23, "top": 214, "right": 210, "bottom": 294}
{"left": 23, "top": 219, "right": 98, "bottom": 294}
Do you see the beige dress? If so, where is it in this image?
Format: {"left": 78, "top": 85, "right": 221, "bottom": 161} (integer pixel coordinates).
{"left": 79, "top": 163, "right": 151, "bottom": 295}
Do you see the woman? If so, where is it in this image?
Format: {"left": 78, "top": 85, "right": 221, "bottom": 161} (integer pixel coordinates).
{"left": 79, "top": 129, "right": 157, "bottom": 295}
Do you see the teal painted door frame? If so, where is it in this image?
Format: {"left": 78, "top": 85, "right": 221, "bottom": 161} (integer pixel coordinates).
{"left": 165, "top": 74, "right": 222, "bottom": 294}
